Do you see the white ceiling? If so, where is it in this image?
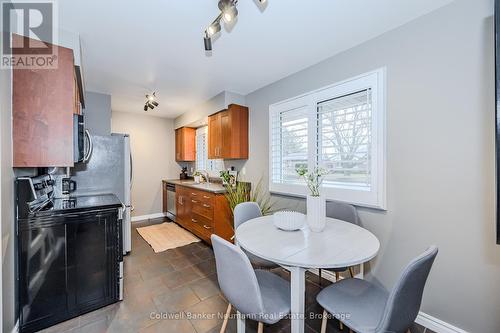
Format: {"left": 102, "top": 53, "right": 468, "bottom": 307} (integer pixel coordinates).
{"left": 58, "top": 0, "right": 453, "bottom": 118}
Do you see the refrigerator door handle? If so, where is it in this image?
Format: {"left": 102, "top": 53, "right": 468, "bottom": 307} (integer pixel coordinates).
{"left": 83, "top": 130, "right": 93, "bottom": 162}
{"left": 129, "top": 153, "right": 133, "bottom": 188}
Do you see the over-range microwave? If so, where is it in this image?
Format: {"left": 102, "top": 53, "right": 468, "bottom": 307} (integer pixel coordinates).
{"left": 73, "top": 114, "right": 93, "bottom": 163}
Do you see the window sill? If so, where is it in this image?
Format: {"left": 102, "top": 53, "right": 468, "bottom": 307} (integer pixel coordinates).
{"left": 269, "top": 188, "right": 387, "bottom": 212}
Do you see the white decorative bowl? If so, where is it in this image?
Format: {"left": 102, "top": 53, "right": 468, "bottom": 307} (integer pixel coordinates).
{"left": 273, "top": 211, "right": 306, "bottom": 231}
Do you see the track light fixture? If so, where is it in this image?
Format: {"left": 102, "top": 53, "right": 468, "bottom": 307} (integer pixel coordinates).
{"left": 203, "top": 0, "right": 268, "bottom": 51}
{"left": 144, "top": 92, "right": 159, "bottom": 111}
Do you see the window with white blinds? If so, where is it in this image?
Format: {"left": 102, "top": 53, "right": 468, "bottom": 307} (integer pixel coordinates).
{"left": 269, "top": 69, "right": 386, "bottom": 209}
{"left": 196, "top": 126, "right": 224, "bottom": 175}
{"left": 195, "top": 127, "right": 208, "bottom": 171}
{"left": 271, "top": 105, "right": 309, "bottom": 186}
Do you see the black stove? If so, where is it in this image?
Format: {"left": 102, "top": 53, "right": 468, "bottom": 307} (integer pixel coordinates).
{"left": 15, "top": 175, "right": 124, "bottom": 333}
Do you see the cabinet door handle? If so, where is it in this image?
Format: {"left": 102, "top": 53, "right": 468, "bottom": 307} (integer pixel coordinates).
{"left": 191, "top": 193, "right": 197, "bottom": 196}
{"left": 203, "top": 204, "right": 210, "bottom": 208}
{"left": 192, "top": 218, "right": 198, "bottom": 223}
{"left": 203, "top": 195, "right": 210, "bottom": 199}
{"left": 203, "top": 225, "right": 212, "bottom": 230}
{"left": 192, "top": 200, "right": 198, "bottom": 203}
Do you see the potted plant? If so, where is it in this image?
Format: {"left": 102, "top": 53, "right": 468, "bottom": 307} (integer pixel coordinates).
{"left": 220, "top": 170, "right": 230, "bottom": 185}
{"left": 225, "top": 177, "right": 275, "bottom": 217}
{"left": 296, "top": 166, "right": 329, "bottom": 232}
{"left": 193, "top": 171, "right": 203, "bottom": 183}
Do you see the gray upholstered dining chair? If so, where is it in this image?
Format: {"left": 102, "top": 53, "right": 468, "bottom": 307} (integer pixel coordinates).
{"left": 211, "top": 234, "right": 291, "bottom": 333}
{"left": 318, "top": 201, "right": 360, "bottom": 284}
{"left": 234, "top": 202, "right": 279, "bottom": 269}
{"left": 317, "top": 246, "right": 438, "bottom": 333}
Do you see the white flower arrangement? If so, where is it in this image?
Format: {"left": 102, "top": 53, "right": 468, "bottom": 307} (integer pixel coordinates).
{"left": 295, "top": 166, "right": 329, "bottom": 197}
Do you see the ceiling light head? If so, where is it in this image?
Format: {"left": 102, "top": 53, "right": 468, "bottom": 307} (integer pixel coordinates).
{"left": 218, "top": 0, "right": 237, "bottom": 23}
{"left": 207, "top": 20, "right": 221, "bottom": 37}
{"left": 222, "top": 5, "right": 238, "bottom": 23}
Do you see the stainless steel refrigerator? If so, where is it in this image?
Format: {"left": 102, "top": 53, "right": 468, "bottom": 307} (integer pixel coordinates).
{"left": 71, "top": 133, "right": 132, "bottom": 254}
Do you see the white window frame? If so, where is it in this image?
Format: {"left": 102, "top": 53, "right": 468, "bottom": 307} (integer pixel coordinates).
{"left": 269, "top": 68, "right": 386, "bottom": 210}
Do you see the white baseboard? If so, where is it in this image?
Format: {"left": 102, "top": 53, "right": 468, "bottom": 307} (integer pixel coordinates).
{"left": 416, "top": 312, "right": 469, "bottom": 333}
{"left": 308, "top": 269, "right": 469, "bottom": 333}
{"left": 131, "top": 212, "right": 167, "bottom": 222}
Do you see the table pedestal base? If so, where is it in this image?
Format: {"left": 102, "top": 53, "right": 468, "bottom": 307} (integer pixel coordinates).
{"left": 288, "top": 266, "right": 306, "bottom": 333}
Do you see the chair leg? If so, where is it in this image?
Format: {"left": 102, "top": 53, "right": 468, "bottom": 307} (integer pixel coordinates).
{"left": 220, "top": 303, "right": 232, "bottom": 333}
{"left": 335, "top": 271, "right": 340, "bottom": 282}
{"left": 339, "top": 321, "right": 343, "bottom": 330}
{"left": 348, "top": 266, "right": 355, "bottom": 278}
{"left": 319, "top": 269, "right": 322, "bottom": 285}
{"left": 257, "top": 322, "right": 264, "bottom": 333}
{"left": 320, "top": 309, "right": 328, "bottom": 333}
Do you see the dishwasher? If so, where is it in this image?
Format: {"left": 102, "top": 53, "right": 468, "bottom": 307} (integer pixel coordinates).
{"left": 166, "top": 183, "right": 176, "bottom": 221}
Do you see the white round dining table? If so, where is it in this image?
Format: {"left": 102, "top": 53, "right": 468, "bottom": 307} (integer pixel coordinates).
{"left": 235, "top": 215, "right": 380, "bottom": 333}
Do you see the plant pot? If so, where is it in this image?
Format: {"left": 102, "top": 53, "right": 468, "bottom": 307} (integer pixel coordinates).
{"left": 307, "top": 195, "right": 326, "bottom": 232}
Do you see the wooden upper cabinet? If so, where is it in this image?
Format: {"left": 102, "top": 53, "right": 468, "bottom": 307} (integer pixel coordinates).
{"left": 13, "top": 35, "right": 78, "bottom": 167}
{"left": 208, "top": 104, "right": 248, "bottom": 160}
{"left": 175, "top": 127, "right": 196, "bottom": 162}
{"left": 208, "top": 113, "right": 222, "bottom": 159}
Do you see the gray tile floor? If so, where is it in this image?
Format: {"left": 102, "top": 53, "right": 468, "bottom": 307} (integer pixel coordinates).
{"left": 40, "top": 218, "right": 432, "bottom": 333}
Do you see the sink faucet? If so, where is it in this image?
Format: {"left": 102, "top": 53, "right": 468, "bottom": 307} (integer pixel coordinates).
{"left": 199, "top": 170, "right": 210, "bottom": 184}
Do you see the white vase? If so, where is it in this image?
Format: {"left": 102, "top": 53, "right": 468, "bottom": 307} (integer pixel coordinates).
{"left": 307, "top": 195, "right": 326, "bottom": 232}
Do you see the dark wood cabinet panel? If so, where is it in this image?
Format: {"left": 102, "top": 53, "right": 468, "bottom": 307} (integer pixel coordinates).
{"left": 208, "top": 113, "right": 221, "bottom": 159}
{"left": 175, "top": 127, "right": 196, "bottom": 162}
{"left": 175, "top": 185, "right": 233, "bottom": 243}
{"left": 213, "top": 194, "right": 233, "bottom": 242}
{"left": 208, "top": 104, "right": 248, "bottom": 160}
{"left": 13, "top": 34, "right": 78, "bottom": 167}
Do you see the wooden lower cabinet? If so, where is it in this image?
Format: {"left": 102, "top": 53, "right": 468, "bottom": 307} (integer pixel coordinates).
{"left": 175, "top": 185, "right": 233, "bottom": 243}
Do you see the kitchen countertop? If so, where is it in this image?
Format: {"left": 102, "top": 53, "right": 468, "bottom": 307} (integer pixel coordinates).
{"left": 163, "top": 179, "right": 227, "bottom": 194}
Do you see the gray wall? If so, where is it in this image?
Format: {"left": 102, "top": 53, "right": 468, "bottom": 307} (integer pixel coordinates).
{"left": 84, "top": 91, "right": 111, "bottom": 136}
{"left": 1, "top": 66, "right": 15, "bottom": 331}
{"left": 111, "top": 111, "right": 179, "bottom": 217}
{"left": 243, "top": 0, "right": 499, "bottom": 332}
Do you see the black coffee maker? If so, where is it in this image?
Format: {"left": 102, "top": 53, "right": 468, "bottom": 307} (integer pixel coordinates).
{"left": 180, "top": 167, "right": 188, "bottom": 180}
